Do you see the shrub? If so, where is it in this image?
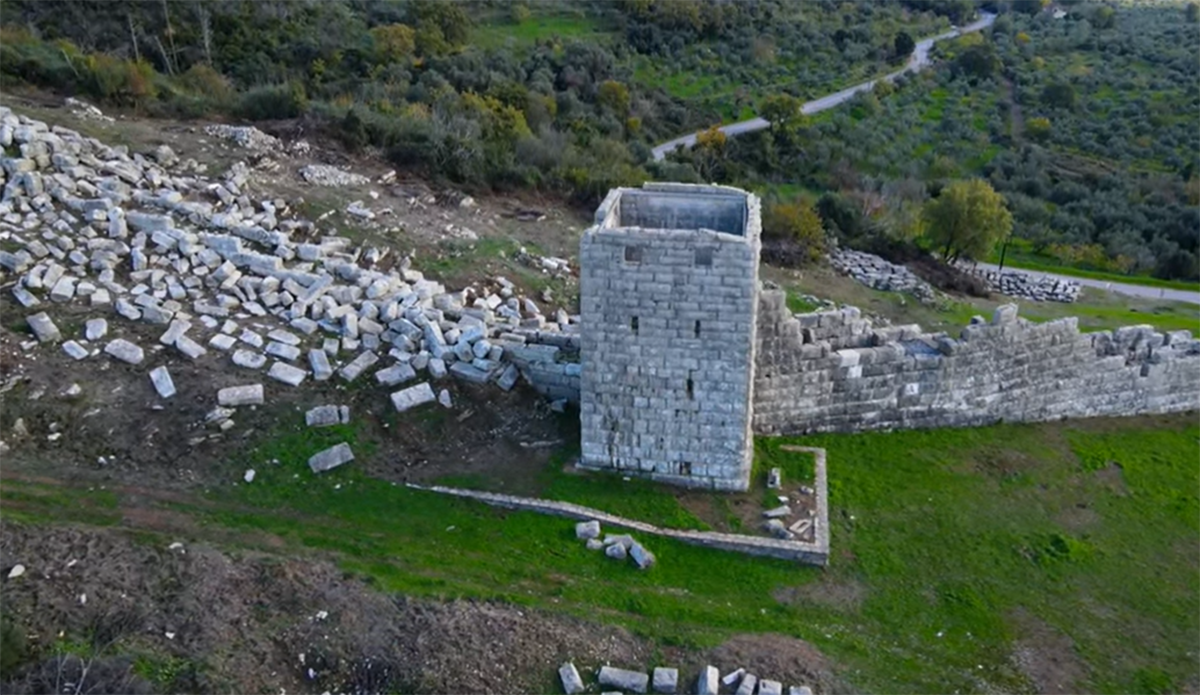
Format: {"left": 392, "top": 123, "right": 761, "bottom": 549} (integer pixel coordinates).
{"left": 236, "top": 82, "right": 308, "bottom": 120}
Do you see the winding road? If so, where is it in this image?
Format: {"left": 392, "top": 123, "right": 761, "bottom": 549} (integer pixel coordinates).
{"left": 651, "top": 13, "right": 997, "bottom": 161}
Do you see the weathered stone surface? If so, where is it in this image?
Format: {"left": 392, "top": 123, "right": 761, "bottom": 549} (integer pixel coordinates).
{"left": 232, "top": 349, "right": 267, "bottom": 369}
{"left": 175, "top": 335, "right": 207, "bottom": 360}
{"left": 217, "top": 384, "right": 263, "bottom": 406}
{"left": 27, "top": 312, "right": 61, "bottom": 342}
{"left": 721, "top": 668, "right": 746, "bottom": 686}
{"left": 267, "top": 361, "right": 307, "bottom": 386}
{"left": 265, "top": 341, "right": 301, "bottom": 361}
{"left": 629, "top": 541, "right": 656, "bottom": 570}
{"left": 735, "top": 674, "right": 758, "bottom": 695}
{"left": 575, "top": 520, "right": 601, "bottom": 540}
{"left": 787, "top": 686, "right": 814, "bottom": 695}
{"left": 308, "top": 442, "right": 354, "bottom": 473}
{"left": 390, "top": 382, "right": 435, "bottom": 412}
{"left": 309, "top": 349, "right": 333, "bottom": 380}
{"left": 767, "top": 468, "right": 782, "bottom": 489}
{"left": 149, "top": 366, "right": 176, "bottom": 398}
{"left": 209, "top": 333, "right": 237, "bottom": 351}
{"left": 559, "top": 663, "right": 585, "bottom": 695}
{"left": 696, "top": 666, "right": 719, "bottom": 695}
{"left": 62, "top": 340, "right": 88, "bottom": 360}
{"left": 84, "top": 318, "right": 108, "bottom": 341}
{"left": 604, "top": 543, "right": 627, "bottom": 560}
{"left": 598, "top": 666, "right": 648, "bottom": 694}
{"left": 306, "top": 404, "right": 349, "bottom": 427}
{"left": 652, "top": 667, "right": 678, "bottom": 694}
{"left": 104, "top": 338, "right": 144, "bottom": 364}
{"left": 437, "top": 388, "right": 452, "bottom": 408}
{"left": 757, "top": 679, "right": 783, "bottom": 695}
{"left": 428, "top": 357, "right": 447, "bottom": 379}
{"left": 339, "top": 350, "right": 379, "bottom": 381}
{"left": 449, "top": 361, "right": 490, "bottom": 383}
{"left": 375, "top": 362, "right": 416, "bottom": 386}
{"left": 763, "top": 505, "right": 791, "bottom": 519}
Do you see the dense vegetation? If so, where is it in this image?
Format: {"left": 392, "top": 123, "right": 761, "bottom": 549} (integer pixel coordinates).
{"left": 673, "top": 2, "right": 1199, "bottom": 281}
{"left": 0, "top": 0, "right": 947, "bottom": 201}
{"left": 1, "top": 0, "right": 1196, "bottom": 280}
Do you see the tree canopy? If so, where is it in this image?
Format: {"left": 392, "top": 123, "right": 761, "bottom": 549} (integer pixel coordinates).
{"left": 922, "top": 179, "right": 1013, "bottom": 263}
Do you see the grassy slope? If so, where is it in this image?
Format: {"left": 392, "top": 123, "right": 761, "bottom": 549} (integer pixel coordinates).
{"left": 4, "top": 414, "right": 1196, "bottom": 693}
{"left": 768, "top": 264, "right": 1200, "bottom": 334}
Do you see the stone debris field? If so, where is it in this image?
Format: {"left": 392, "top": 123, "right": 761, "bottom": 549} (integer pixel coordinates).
{"left": 0, "top": 106, "right": 583, "bottom": 451}
{"left": 559, "top": 659, "right": 815, "bottom": 695}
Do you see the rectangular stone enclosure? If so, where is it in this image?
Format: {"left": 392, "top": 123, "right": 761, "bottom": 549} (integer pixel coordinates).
{"left": 579, "top": 183, "right": 762, "bottom": 491}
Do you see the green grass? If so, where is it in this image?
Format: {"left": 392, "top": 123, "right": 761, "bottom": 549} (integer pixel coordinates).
{"left": 182, "top": 416, "right": 1200, "bottom": 692}
{"left": 471, "top": 12, "right": 612, "bottom": 49}
{"left": 5, "top": 408, "right": 1197, "bottom": 693}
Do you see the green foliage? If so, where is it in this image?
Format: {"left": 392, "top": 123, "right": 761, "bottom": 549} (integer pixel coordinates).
{"left": 922, "top": 179, "right": 1013, "bottom": 262}
{"left": 759, "top": 93, "right": 804, "bottom": 131}
{"left": 234, "top": 82, "right": 307, "bottom": 121}
{"left": 1012, "top": 0, "right": 1048, "bottom": 16}
{"left": 764, "top": 199, "right": 827, "bottom": 265}
{"left": 370, "top": 23, "right": 416, "bottom": 64}
{"left": 1040, "top": 81, "right": 1076, "bottom": 110}
{"left": 894, "top": 31, "right": 916, "bottom": 60}
{"left": 1026, "top": 115, "right": 1051, "bottom": 141}
{"left": 596, "top": 79, "right": 631, "bottom": 115}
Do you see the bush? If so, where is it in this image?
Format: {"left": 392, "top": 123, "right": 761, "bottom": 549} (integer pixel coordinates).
{"left": 235, "top": 82, "right": 309, "bottom": 120}
{"left": 763, "top": 200, "right": 827, "bottom": 266}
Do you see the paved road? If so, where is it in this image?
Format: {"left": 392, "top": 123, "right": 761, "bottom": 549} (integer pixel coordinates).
{"left": 976, "top": 262, "right": 1200, "bottom": 306}
{"left": 651, "top": 13, "right": 997, "bottom": 161}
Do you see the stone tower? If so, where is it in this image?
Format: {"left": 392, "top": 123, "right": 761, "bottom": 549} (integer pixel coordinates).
{"left": 578, "top": 183, "right": 762, "bottom": 491}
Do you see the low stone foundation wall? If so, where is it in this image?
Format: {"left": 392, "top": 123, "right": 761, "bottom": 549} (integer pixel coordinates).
{"left": 753, "top": 290, "right": 1200, "bottom": 434}
{"left": 408, "top": 448, "right": 830, "bottom": 566}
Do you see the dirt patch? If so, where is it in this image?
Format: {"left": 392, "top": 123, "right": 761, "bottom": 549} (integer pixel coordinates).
{"left": 0, "top": 522, "right": 652, "bottom": 694}
{"left": 1008, "top": 607, "right": 1090, "bottom": 694}
{"left": 1053, "top": 503, "right": 1101, "bottom": 533}
{"left": 1092, "top": 462, "right": 1129, "bottom": 497}
{"left": 773, "top": 577, "right": 867, "bottom": 613}
{"left": 705, "top": 633, "right": 848, "bottom": 694}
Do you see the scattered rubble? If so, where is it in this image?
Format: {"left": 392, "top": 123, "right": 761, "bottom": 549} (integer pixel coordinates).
{"left": 830, "top": 249, "right": 935, "bottom": 303}
{"left": 64, "top": 97, "right": 114, "bottom": 123}
{"left": 962, "top": 264, "right": 1081, "bottom": 302}
{"left": 203, "top": 124, "right": 280, "bottom": 151}
{"left": 299, "top": 164, "right": 369, "bottom": 187}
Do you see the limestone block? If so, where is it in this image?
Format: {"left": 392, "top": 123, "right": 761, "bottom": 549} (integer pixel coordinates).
{"left": 308, "top": 442, "right": 354, "bottom": 473}
{"left": 339, "top": 350, "right": 379, "bottom": 381}
{"left": 559, "top": 663, "right": 585, "bottom": 695}
{"left": 232, "top": 350, "right": 267, "bottom": 370}
{"left": 62, "top": 340, "right": 88, "bottom": 360}
{"left": 217, "top": 384, "right": 263, "bottom": 406}
{"left": 375, "top": 363, "right": 416, "bottom": 386}
{"left": 735, "top": 674, "right": 757, "bottom": 695}
{"left": 309, "top": 349, "right": 333, "bottom": 381}
{"left": 267, "top": 361, "right": 307, "bottom": 386}
{"left": 598, "top": 667, "right": 648, "bottom": 694}
{"left": 265, "top": 341, "right": 301, "bottom": 361}
{"left": 390, "top": 382, "right": 435, "bottom": 412}
{"left": 26, "top": 312, "right": 61, "bottom": 342}
{"left": 651, "top": 667, "right": 678, "bottom": 694}
{"left": 104, "top": 338, "right": 144, "bottom": 364}
{"left": 149, "top": 366, "right": 176, "bottom": 398}
{"left": 306, "top": 405, "right": 349, "bottom": 427}
{"left": 696, "top": 666, "right": 719, "bottom": 695}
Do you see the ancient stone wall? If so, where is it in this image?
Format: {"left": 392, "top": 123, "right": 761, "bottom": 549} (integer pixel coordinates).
{"left": 579, "top": 183, "right": 762, "bottom": 491}
{"left": 753, "top": 290, "right": 1200, "bottom": 434}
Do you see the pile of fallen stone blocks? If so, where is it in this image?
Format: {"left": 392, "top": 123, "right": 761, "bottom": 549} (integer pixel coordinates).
{"left": 829, "top": 249, "right": 936, "bottom": 304}
{"left": 575, "top": 520, "right": 655, "bottom": 570}
{"left": 1, "top": 105, "right": 582, "bottom": 425}
{"left": 558, "top": 661, "right": 816, "bottom": 695}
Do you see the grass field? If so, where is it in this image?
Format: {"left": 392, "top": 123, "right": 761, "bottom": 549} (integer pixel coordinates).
{"left": 4, "top": 412, "right": 1196, "bottom": 694}
{"left": 471, "top": 10, "right": 614, "bottom": 49}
